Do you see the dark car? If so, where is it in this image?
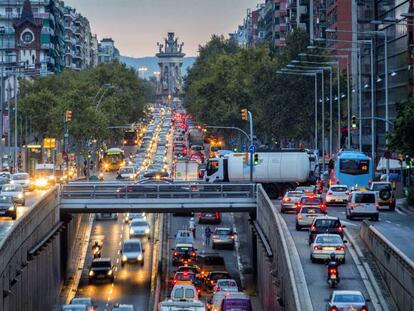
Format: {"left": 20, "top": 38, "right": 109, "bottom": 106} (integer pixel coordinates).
{"left": 175, "top": 265, "right": 201, "bottom": 277}
{"left": 171, "top": 244, "right": 197, "bottom": 266}
{"left": 88, "top": 258, "right": 115, "bottom": 283}
{"left": 0, "top": 196, "right": 16, "bottom": 220}
{"left": 196, "top": 253, "right": 226, "bottom": 279}
{"left": 205, "top": 271, "right": 231, "bottom": 290}
{"left": 308, "top": 216, "right": 345, "bottom": 245}
{"left": 198, "top": 212, "right": 221, "bottom": 224}
{"left": 295, "top": 195, "right": 326, "bottom": 214}
{"left": 212, "top": 228, "right": 235, "bottom": 249}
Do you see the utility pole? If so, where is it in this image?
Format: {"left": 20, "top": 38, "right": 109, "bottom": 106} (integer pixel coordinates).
{"left": 241, "top": 108, "right": 254, "bottom": 182}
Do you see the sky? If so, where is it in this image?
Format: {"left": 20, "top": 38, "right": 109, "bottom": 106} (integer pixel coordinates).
{"left": 64, "top": 0, "right": 260, "bottom": 58}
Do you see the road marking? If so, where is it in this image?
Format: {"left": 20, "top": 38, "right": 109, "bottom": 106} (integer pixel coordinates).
{"left": 344, "top": 229, "right": 389, "bottom": 311}
{"left": 386, "top": 220, "right": 392, "bottom": 224}
{"left": 396, "top": 206, "right": 407, "bottom": 215}
{"left": 231, "top": 213, "right": 245, "bottom": 288}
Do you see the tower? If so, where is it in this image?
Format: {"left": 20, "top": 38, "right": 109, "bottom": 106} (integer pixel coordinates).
{"left": 13, "top": 0, "right": 43, "bottom": 70}
{"left": 156, "top": 32, "right": 185, "bottom": 105}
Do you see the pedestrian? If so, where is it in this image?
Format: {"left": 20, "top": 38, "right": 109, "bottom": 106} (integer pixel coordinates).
{"left": 189, "top": 217, "right": 196, "bottom": 239}
{"left": 204, "top": 225, "right": 211, "bottom": 247}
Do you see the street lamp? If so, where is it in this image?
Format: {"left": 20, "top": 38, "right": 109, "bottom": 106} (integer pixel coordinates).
{"left": 94, "top": 83, "right": 115, "bottom": 110}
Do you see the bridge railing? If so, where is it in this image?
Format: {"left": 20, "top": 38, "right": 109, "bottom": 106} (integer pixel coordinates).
{"left": 60, "top": 182, "right": 257, "bottom": 200}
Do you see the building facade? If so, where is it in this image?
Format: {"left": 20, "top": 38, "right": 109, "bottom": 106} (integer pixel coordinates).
{"left": 97, "top": 37, "right": 120, "bottom": 64}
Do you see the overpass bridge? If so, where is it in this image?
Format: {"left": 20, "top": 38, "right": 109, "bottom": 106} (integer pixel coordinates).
{"left": 59, "top": 182, "right": 257, "bottom": 213}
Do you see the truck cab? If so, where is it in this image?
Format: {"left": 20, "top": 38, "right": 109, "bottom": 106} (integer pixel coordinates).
{"left": 204, "top": 157, "right": 226, "bottom": 183}
{"left": 33, "top": 164, "right": 56, "bottom": 190}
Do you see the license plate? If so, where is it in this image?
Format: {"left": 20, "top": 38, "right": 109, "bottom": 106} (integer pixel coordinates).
{"left": 205, "top": 214, "right": 212, "bottom": 217}
{"left": 324, "top": 247, "right": 335, "bottom": 251}
{"left": 330, "top": 274, "right": 337, "bottom": 280}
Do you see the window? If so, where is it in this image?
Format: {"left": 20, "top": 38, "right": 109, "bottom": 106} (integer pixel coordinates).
{"left": 22, "top": 31, "right": 33, "bottom": 43}
{"left": 340, "top": 159, "right": 369, "bottom": 175}
{"left": 354, "top": 193, "right": 376, "bottom": 204}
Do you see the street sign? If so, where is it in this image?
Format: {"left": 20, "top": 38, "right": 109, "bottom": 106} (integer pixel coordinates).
{"left": 249, "top": 145, "right": 256, "bottom": 153}
{"left": 43, "top": 138, "right": 56, "bottom": 149}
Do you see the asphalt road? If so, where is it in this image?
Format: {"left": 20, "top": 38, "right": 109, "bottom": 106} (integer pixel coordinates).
{"left": 274, "top": 200, "right": 373, "bottom": 310}
{"left": 0, "top": 190, "right": 47, "bottom": 240}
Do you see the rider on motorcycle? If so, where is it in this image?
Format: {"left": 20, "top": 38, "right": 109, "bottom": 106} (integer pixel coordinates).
{"left": 327, "top": 253, "right": 340, "bottom": 282}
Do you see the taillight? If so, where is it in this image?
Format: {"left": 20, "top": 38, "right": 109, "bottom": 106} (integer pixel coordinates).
{"left": 192, "top": 252, "right": 196, "bottom": 257}
{"left": 296, "top": 203, "right": 302, "bottom": 209}
{"left": 329, "top": 268, "right": 337, "bottom": 274}
{"left": 210, "top": 280, "right": 215, "bottom": 284}
{"left": 212, "top": 235, "right": 217, "bottom": 239}
{"left": 320, "top": 204, "right": 326, "bottom": 209}
{"left": 310, "top": 225, "right": 316, "bottom": 232}
{"left": 336, "top": 246, "right": 345, "bottom": 251}
{"left": 173, "top": 279, "right": 177, "bottom": 284}
{"left": 282, "top": 197, "right": 291, "bottom": 202}
{"left": 198, "top": 212, "right": 201, "bottom": 219}
{"left": 330, "top": 306, "right": 339, "bottom": 311}
{"left": 230, "top": 235, "right": 234, "bottom": 239}
{"left": 174, "top": 252, "right": 178, "bottom": 256}
{"left": 376, "top": 204, "right": 380, "bottom": 210}
{"left": 327, "top": 191, "right": 333, "bottom": 195}
{"left": 360, "top": 306, "right": 368, "bottom": 311}
{"left": 313, "top": 245, "right": 322, "bottom": 250}
{"left": 338, "top": 226, "right": 343, "bottom": 232}
{"left": 350, "top": 203, "right": 355, "bottom": 209}
{"left": 215, "top": 212, "right": 219, "bottom": 220}
{"left": 345, "top": 191, "right": 350, "bottom": 195}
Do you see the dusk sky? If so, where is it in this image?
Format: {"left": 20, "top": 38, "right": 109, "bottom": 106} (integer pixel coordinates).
{"left": 64, "top": 0, "right": 260, "bottom": 58}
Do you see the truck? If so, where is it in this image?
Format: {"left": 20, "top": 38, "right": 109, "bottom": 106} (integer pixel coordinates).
{"left": 159, "top": 284, "right": 206, "bottom": 311}
{"left": 33, "top": 163, "right": 57, "bottom": 190}
{"left": 204, "top": 150, "right": 318, "bottom": 198}
{"left": 174, "top": 160, "right": 199, "bottom": 181}
{"left": 187, "top": 128, "right": 204, "bottom": 147}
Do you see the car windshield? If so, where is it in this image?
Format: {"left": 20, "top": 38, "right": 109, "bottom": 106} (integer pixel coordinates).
{"left": 2, "top": 185, "right": 21, "bottom": 192}
{"left": 0, "top": 196, "right": 12, "bottom": 203}
{"left": 211, "top": 273, "right": 229, "bottom": 280}
{"left": 131, "top": 220, "right": 147, "bottom": 226}
{"left": 218, "top": 280, "right": 237, "bottom": 287}
{"left": 315, "top": 219, "right": 340, "bottom": 228}
{"left": 174, "top": 288, "right": 195, "bottom": 299}
{"left": 12, "top": 174, "right": 29, "bottom": 180}
{"left": 301, "top": 197, "right": 322, "bottom": 204}
{"left": 355, "top": 193, "right": 376, "bottom": 203}
{"left": 123, "top": 242, "right": 141, "bottom": 252}
{"left": 372, "top": 183, "right": 391, "bottom": 191}
{"left": 331, "top": 186, "right": 348, "bottom": 192}
{"left": 287, "top": 192, "right": 303, "bottom": 198}
{"left": 333, "top": 294, "right": 364, "bottom": 303}
{"left": 316, "top": 235, "right": 342, "bottom": 244}
{"left": 215, "top": 229, "right": 231, "bottom": 235}
{"left": 340, "top": 159, "right": 369, "bottom": 175}
{"left": 301, "top": 207, "right": 322, "bottom": 214}
{"left": 91, "top": 261, "right": 111, "bottom": 268}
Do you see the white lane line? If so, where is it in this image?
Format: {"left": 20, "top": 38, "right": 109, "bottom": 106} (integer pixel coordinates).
{"left": 396, "top": 206, "right": 407, "bottom": 215}
{"left": 385, "top": 220, "right": 392, "bottom": 224}
{"left": 344, "top": 229, "right": 389, "bottom": 311}
{"left": 231, "top": 213, "right": 245, "bottom": 288}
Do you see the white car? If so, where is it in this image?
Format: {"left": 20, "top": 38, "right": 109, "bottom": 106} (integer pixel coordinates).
{"left": 11, "top": 172, "right": 32, "bottom": 190}
{"left": 1, "top": 184, "right": 25, "bottom": 205}
{"left": 346, "top": 191, "right": 379, "bottom": 221}
{"left": 325, "top": 185, "right": 349, "bottom": 206}
{"left": 296, "top": 206, "right": 325, "bottom": 231}
{"left": 121, "top": 239, "right": 144, "bottom": 266}
{"left": 310, "top": 234, "right": 346, "bottom": 263}
{"left": 69, "top": 297, "right": 95, "bottom": 311}
{"left": 118, "top": 166, "right": 137, "bottom": 180}
{"left": 213, "top": 279, "right": 238, "bottom": 293}
{"left": 175, "top": 230, "right": 194, "bottom": 245}
{"left": 124, "top": 212, "right": 146, "bottom": 223}
{"left": 129, "top": 219, "right": 150, "bottom": 238}
{"left": 325, "top": 290, "right": 369, "bottom": 311}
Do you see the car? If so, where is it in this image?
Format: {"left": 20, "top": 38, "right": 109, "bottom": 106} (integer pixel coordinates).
{"left": 346, "top": 191, "right": 379, "bottom": 221}
{"left": 295, "top": 195, "right": 326, "bottom": 214}
{"left": 124, "top": 212, "right": 146, "bottom": 223}
{"left": 295, "top": 185, "right": 316, "bottom": 194}
{"left": 170, "top": 272, "right": 202, "bottom": 294}
{"left": 70, "top": 297, "right": 96, "bottom": 311}
{"left": 310, "top": 234, "right": 346, "bottom": 263}
{"left": 296, "top": 206, "right": 325, "bottom": 231}
{"left": 198, "top": 212, "right": 221, "bottom": 224}
{"left": 175, "top": 230, "right": 194, "bottom": 245}
{"left": 309, "top": 216, "right": 345, "bottom": 245}
{"left": 1, "top": 184, "right": 25, "bottom": 205}
{"left": 325, "top": 185, "right": 349, "bottom": 206}
{"left": 121, "top": 239, "right": 145, "bottom": 266}
{"left": 221, "top": 295, "right": 252, "bottom": 311}
{"left": 281, "top": 191, "right": 304, "bottom": 213}
{"left": 10, "top": 172, "right": 32, "bottom": 190}
{"left": 196, "top": 252, "right": 226, "bottom": 279}
{"left": 88, "top": 258, "right": 115, "bottom": 283}
{"left": 172, "top": 243, "right": 197, "bottom": 266}
{"left": 61, "top": 305, "right": 87, "bottom": 311}
{"left": 175, "top": 265, "right": 201, "bottom": 277}
{"left": 129, "top": 219, "right": 150, "bottom": 238}
{"left": 211, "top": 291, "right": 250, "bottom": 311}
{"left": 369, "top": 181, "right": 396, "bottom": 210}
{"left": 0, "top": 172, "right": 11, "bottom": 182}
{"left": 0, "top": 196, "right": 17, "bottom": 220}
{"left": 205, "top": 271, "right": 231, "bottom": 290}
{"left": 325, "top": 290, "right": 369, "bottom": 311}
{"left": 111, "top": 304, "right": 135, "bottom": 311}
{"left": 95, "top": 213, "right": 118, "bottom": 220}
{"left": 169, "top": 284, "right": 200, "bottom": 300}
{"left": 117, "top": 166, "right": 138, "bottom": 180}
{"left": 213, "top": 279, "right": 239, "bottom": 293}
{"left": 212, "top": 227, "right": 235, "bottom": 249}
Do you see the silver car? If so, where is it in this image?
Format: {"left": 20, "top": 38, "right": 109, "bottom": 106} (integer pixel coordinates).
{"left": 310, "top": 234, "right": 346, "bottom": 263}
{"left": 325, "top": 290, "right": 369, "bottom": 311}
{"left": 1, "top": 184, "right": 25, "bottom": 205}
{"left": 281, "top": 191, "right": 303, "bottom": 213}
{"left": 11, "top": 172, "right": 32, "bottom": 190}
{"left": 121, "top": 239, "right": 144, "bottom": 266}
{"left": 296, "top": 206, "right": 325, "bottom": 231}
{"left": 129, "top": 219, "right": 150, "bottom": 238}
{"left": 212, "top": 227, "right": 235, "bottom": 249}
{"left": 346, "top": 191, "right": 379, "bottom": 221}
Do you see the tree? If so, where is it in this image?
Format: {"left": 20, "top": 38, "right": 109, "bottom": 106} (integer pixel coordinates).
{"left": 389, "top": 98, "right": 414, "bottom": 155}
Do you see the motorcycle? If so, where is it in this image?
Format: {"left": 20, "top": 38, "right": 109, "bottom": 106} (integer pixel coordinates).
{"left": 92, "top": 244, "right": 102, "bottom": 259}
{"left": 327, "top": 266, "right": 339, "bottom": 288}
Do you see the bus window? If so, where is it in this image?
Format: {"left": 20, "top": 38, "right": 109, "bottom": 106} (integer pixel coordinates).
{"left": 339, "top": 159, "right": 369, "bottom": 175}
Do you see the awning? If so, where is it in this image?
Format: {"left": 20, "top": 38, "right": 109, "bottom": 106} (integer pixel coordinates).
{"left": 376, "top": 157, "right": 405, "bottom": 171}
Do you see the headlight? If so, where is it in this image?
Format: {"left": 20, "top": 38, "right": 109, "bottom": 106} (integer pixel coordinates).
{"left": 122, "top": 255, "right": 127, "bottom": 262}
{"left": 8, "top": 205, "right": 15, "bottom": 211}
{"left": 88, "top": 271, "right": 94, "bottom": 276}
{"left": 17, "top": 193, "right": 23, "bottom": 199}
{"left": 107, "top": 270, "right": 113, "bottom": 275}
{"left": 10, "top": 180, "right": 15, "bottom": 184}
{"left": 145, "top": 228, "right": 150, "bottom": 234}
{"left": 129, "top": 175, "right": 134, "bottom": 179}
{"left": 104, "top": 163, "right": 109, "bottom": 169}
{"left": 138, "top": 254, "right": 143, "bottom": 261}
{"left": 130, "top": 229, "right": 135, "bottom": 234}
{"left": 35, "top": 178, "right": 47, "bottom": 187}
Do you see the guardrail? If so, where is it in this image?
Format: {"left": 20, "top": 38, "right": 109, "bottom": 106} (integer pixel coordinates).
{"left": 360, "top": 221, "right": 414, "bottom": 311}
{"left": 59, "top": 182, "right": 257, "bottom": 213}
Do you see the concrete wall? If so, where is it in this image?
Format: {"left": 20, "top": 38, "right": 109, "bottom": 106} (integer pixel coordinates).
{"left": 360, "top": 221, "right": 414, "bottom": 311}
{"left": 255, "top": 185, "right": 313, "bottom": 311}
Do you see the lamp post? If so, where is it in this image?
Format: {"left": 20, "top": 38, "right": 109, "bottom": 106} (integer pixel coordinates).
{"left": 94, "top": 83, "right": 114, "bottom": 110}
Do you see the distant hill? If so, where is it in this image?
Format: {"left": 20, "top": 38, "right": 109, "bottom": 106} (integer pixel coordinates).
{"left": 120, "top": 56, "right": 197, "bottom": 78}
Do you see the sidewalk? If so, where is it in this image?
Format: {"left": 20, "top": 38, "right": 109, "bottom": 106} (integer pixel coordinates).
{"left": 396, "top": 198, "right": 414, "bottom": 215}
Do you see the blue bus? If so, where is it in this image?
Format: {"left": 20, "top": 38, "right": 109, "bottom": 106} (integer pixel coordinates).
{"left": 330, "top": 150, "right": 372, "bottom": 189}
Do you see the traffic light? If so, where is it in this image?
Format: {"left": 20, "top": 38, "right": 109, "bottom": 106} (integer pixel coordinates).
{"left": 254, "top": 153, "right": 259, "bottom": 165}
{"left": 351, "top": 115, "right": 357, "bottom": 128}
{"left": 241, "top": 108, "right": 248, "bottom": 121}
{"left": 65, "top": 110, "right": 73, "bottom": 122}
{"left": 405, "top": 155, "right": 412, "bottom": 169}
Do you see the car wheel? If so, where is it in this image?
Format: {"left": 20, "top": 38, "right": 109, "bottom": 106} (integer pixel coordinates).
{"left": 212, "top": 243, "right": 215, "bottom": 249}
{"left": 11, "top": 213, "right": 17, "bottom": 220}
{"left": 281, "top": 207, "right": 285, "bottom": 214}
{"left": 295, "top": 223, "right": 301, "bottom": 231}
{"left": 141, "top": 261, "right": 144, "bottom": 266}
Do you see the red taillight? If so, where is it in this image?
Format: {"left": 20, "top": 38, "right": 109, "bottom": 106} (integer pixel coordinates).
{"left": 330, "top": 306, "right": 339, "bottom": 311}
{"left": 338, "top": 226, "right": 343, "bottom": 232}
{"left": 345, "top": 191, "right": 350, "bottom": 195}
{"left": 296, "top": 203, "right": 302, "bottom": 209}
{"left": 350, "top": 203, "right": 355, "bottom": 209}
{"left": 361, "top": 307, "right": 368, "bottom": 311}
{"left": 310, "top": 225, "right": 316, "bottom": 232}
{"left": 192, "top": 252, "right": 196, "bottom": 257}
{"left": 197, "top": 288, "right": 201, "bottom": 293}
{"left": 313, "top": 245, "right": 322, "bottom": 250}
{"left": 198, "top": 212, "right": 201, "bottom": 219}
{"left": 336, "top": 246, "right": 345, "bottom": 251}
{"left": 174, "top": 252, "right": 178, "bottom": 256}
{"left": 215, "top": 212, "right": 219, "bottom": 220}
{"left": 320, "top": 204, "right": 326, "bottom": 209}
{"left": 212, "top": 235, "right": 217, "bottom": 239}
{"left": 230, "top": 235, "right": 234, "bottom": 239}
{"left": 183, "top": 272, "right": 188, "bottom": 276}
{"left": 376, "top": 204, "right": 380, "bottom": 210}
{"left": 327, "top": 191, "right": 333, "bottom": 195}
{"left": 210, "top": 280, "right": 215, "bottom": 284}
{"left": 329, "top": 268, "right": 337, "bottom": 274}
{"left": 173, "top": 279, "right": 177, "bottom": 284}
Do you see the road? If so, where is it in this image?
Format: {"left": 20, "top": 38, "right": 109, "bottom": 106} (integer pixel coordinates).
{"left": 274, "top": 200, "right": 374, "bottom": 310}
{"left": 0, "top": 190, "right": 48, "bottom": 240}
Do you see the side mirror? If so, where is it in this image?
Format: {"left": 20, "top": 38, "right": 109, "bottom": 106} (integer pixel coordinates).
{"left": 171, "top": 248, "right": 174, "bottom": 251}
{"left": 343, "top": 240, "right": 348, "bottom": 244}
{"left": 342, "top": 225, "right": 346, "bottom": 228}
{"left": 324, "top": 298, "right": 329, "bottom": 302}
{"left": 366, "top": 298, "right": 371, "bottom": 302}
{"left": 142, "top": 248, "right": 145, "bottom": 252}
{"left": 194, "top": 249, "right": 198, "bottom": 251}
